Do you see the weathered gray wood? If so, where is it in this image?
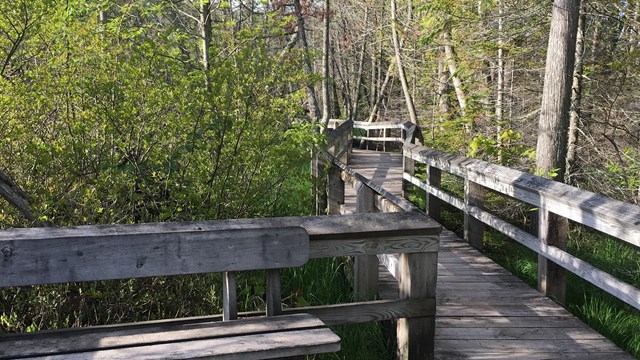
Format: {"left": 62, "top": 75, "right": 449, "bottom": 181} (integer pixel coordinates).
{"left": 0, "top": 299, "right": 433, "bottom": 358}
{"left": 403, "top": 172, "right": 464, "bottom": 211}
{"left": 0, "top": 314, "right": 329, "bottom": 359}
{"left": 354, "top": 182, "right": 379, "bottom": 301}
{"left": 26, "top": 328, "right": 339, "bottom": 360}
{"left": 402, "top": 154, "right": 415, "bottom": 199}
{"left": 325, "top": 150, "right": 419, "bottom": 212}
{"left": 538, "top": 209, "right": 568, "bottom": 304}
{"left": 310, "top": 234, "right": 438, "bottom": 258}
{"left": 404, "top": 144, "right": 640, "bottom": 247}
{"left": 436, "top": 326, "right": 610, "bottom": 340}
{"left": 397, "top": 252, "right": 438, "bottom": 360}
{"left": 464, "top": 179, "right": 485, "bottom": 250}
{"left": 405, "top": 148, "right": 640, "bottom": 309}
{"left": 266, "top": 269, "right": 282, "bottom": 317}
{"left": 286, "top": 298, "right": 436, "bottom": 326}
{"left": 0, "top": 227, "right": 309, "bottom": 287}
{"left": 312, "top": 153, "right": 328, "bottom": 215}
{"left": 426, "top": 166, "right": 441, "bottom": 222}
{"left": 223, "top": 271, "right": 238, "bottom": 321}
{"left": 464, "top": 205, "right": 640, "bottom": 311}
{"left": 0, "top": 213, "right": 439, "bottom": 251}
{"left": 327, "top": 166, "right": 344, "bottom": 215}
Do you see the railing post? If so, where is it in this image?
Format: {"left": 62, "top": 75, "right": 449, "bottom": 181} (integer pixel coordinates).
{"left": 312, "top": 152, "right": 328, "bottom": 215}
{"left": 397, "top": 251, "right": 437, "bottom": 360}
{"left": 464, "top": 178, "right": 485, "bottom": 250}
{"left": 354, "top": 182, "right": 378, "bottom": 300}
{"left": 537, "top": 208, "right": 568, "bottom": 304}
{"left": 426, "top": 165, "right": 441, "bottom": 222}
{"left": 402, "top": 154, "right": 415, "bottom": 199}
{"left": 327, "top": 166, "right": 344, "bottom": 215}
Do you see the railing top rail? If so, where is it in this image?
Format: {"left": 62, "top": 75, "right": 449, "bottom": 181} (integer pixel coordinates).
{"left": 318, "top": 150, "right": 420, "bottom": 213}
{"left": 404, "top": 143, "right": 640, "bottom": 248}
{"left": 328, "top": 119, "right": 409, "bottom": 131}
{"left": 326, "top": 119, "right": 353, "bottom": 145}
{"left": 0, "top": 212, "right": 439, "bottom": 288}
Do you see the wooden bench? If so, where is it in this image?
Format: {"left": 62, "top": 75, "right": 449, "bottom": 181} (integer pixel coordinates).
{"left": 0, "top": 225, "right": 340, "bottom": 359}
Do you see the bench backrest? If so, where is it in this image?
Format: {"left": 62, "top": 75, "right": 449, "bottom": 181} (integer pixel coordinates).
{"left": 0, "top": 225, "right": 309, "bottom": 287}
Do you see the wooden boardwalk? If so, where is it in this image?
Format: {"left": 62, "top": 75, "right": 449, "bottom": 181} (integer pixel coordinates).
{"left": 345, "top": 149, "right": 635, "bottom": 360}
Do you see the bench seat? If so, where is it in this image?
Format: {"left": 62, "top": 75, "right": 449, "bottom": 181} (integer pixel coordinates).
{"left": 0, "top": 313, "right": 340, "bottom": 360}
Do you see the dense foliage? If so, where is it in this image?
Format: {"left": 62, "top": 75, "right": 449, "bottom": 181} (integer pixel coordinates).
{"left": 0, "top": 1, "right": 317, "bottom": 227}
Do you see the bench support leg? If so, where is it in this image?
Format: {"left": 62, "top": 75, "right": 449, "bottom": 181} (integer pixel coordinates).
{"left": 223, "top": 271, "right": 237, "bottom": 321}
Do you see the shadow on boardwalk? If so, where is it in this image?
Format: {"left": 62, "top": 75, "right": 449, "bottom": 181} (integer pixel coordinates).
{"left": 346, "top": 149, "right": 636, "bottom": 360}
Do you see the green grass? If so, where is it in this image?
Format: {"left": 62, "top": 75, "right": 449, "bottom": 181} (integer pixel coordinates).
{"left": 282, "top": 258, "right": 394, "bottom": 360}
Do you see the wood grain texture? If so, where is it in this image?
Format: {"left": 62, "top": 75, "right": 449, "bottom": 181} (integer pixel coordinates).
{"left": 310, "top": 235, "right": 438, "bottom": 258}
{"left": 286, "top": 298, "right": 435, "bottom": 326}
{"left": 265, "top": 269, "right": 281, "bottom": 317}
{"left": 0, "top": 227, "right": 309, "bottom": 287}
{"left": 464, "top": 179, "right": 485, "bottom": 250}
{"left": 223, "top": 271, "right": 238, "bottom": 321}
{"left": 354, "top": 183, "right": 379, "bottom": 301}
{"left": 0, "top": 212, "right": 440, "bottom": 244}
{"left": 340, "top": 147, "right": 633, "bottom": 359}
{"left": 397, "top": 252, "right": 438, "bottom": 360}
{"left": 404, "top": 144, "right": 640, "bottom": 247}
{"left": 0, "top": 314, "right": 330, "bottom": 359}
{"left": 26, "top": 328, "right": 339, "bottom": 360}
{"left": 376, "top": 215, "right": 635, "bottom": 360}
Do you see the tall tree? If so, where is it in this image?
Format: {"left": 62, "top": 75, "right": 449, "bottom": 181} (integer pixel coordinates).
{"left": 535, "top": 0, "right": 581, "bottom": 304}
{"left": 391, "top": 0, "right": 418, "bottom": 125}
{"left": 321, "top": 0, "right": 331, "bottom": 131}
{"left": 565, "top": 1, "right": 586, "bottom": 185}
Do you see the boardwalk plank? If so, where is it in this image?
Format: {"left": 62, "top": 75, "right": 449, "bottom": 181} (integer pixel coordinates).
{"left": 341, "top": 149, "right": 635, "bottom": 360}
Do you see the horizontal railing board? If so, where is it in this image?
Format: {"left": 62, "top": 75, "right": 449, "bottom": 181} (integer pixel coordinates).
{"left": 466, "top": 204, "right": 640, "bottom": 311}
{"left": 286, "top": 298, "right": 435, "bottom": 325}
{"left": 352, "top": 136, "right": 404, "bottom": 143}
{"left": 403, "top": 173, "right": 465, "bottom": 210}
{"left": 310, "top": 235, "right": 438, "bottom": 258}
{"left": 0, "top": 212, "right": 440, "bottom": 243}
{"left": 0, "top": 227, "right": 309, "bottom": 287}
{"left": 404, "top": 144, "right": 640, "bottom": 247}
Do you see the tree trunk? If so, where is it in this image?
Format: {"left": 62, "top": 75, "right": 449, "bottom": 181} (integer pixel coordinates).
{"left": 437, "top": 47, "right": 450, "bottom": 117}
{"left": 0, "top": 169, "right": 38, "bottom": 223}
{"left": 535, "top": 0, "right": 581, "bottom": 305}
{"left": 391, "top": 0, "right": 419, "bottom": 125}
{"left": 566, "top": 2, "right": 586, "bottom": 185}
{"left": 442, "top": 30, "right": 468, "bottom": 120}
{"left": 200, "top": 0, "right": 213, "bottom": 92}
{"left": 368, "top": 63, "right": 394, "bottom": 123}
{"left": 351, "top": 8, "right": 369, "bottom": 122}
{"left": 537, "top": 0, "right": 581, "bottom": 182}
{"left": 320, "top": 0, "right": 331, "bottom": 131}
{"left": 496, "top": 0, "right": 505, "bottom": 163}
{"left": 292, "top": 0, "right": 321, "bottom": 124}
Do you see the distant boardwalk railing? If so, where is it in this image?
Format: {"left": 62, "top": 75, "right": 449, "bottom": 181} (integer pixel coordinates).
{"left": 320, "top": 119, "right": 640, "bottom": 313}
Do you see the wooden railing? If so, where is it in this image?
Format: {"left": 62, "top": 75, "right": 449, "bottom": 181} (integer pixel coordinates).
{"left": 0, "top": 212, "right": 440, "bottom": 359}
{"left": 322, "top": 119, "right": 640, "bottom": 312}
{"left": 328, "top": 119, "right": 412, "bottom": 151}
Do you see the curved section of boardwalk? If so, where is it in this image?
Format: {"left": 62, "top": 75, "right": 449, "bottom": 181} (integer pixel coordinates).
{"left": 345, "top": 149, "right": 635, "bottom": 360}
